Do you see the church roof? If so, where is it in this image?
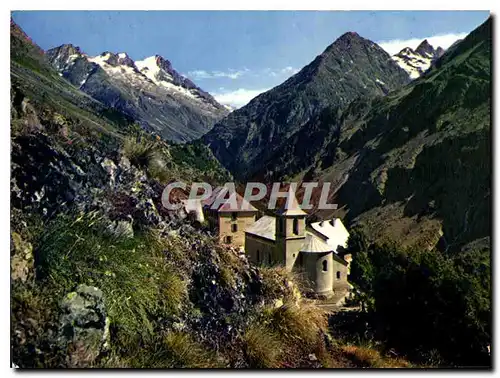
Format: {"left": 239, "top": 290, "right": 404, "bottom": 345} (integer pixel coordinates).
{"left": 202, "top": 186, "right": 258, "bottom": 212}
{"left": 245, "top": 215, "right": 276, "bottom": 241}
{"left": 300, "top": 232, "right": 334, "bottom": 253}
{"left": 275, "top": 188, "right": 307, "bottom": 216}
{"left": 309, "top": 218, "right": 350, "bottom": 251}
{"left": 245, "top": 216, "right": 338, "bottom": 254}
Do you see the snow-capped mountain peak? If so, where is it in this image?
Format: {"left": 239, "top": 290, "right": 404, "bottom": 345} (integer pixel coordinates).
{"left": 392, "top": 39, "right": 445, "bottom": 79}
{"left": 133, "top": 54, "right": 223, "bottom": 108}
{"left": 46, "top": 44, "right": 229, "bottom": 142}
{"left": 135, "top": 55, "right": 172, "bottom": 85}
{"left": 48, "top": 46, "right": 225, "bottom": 111}
{"left": 415, "top": 39, "right": 435, "bottom": 57}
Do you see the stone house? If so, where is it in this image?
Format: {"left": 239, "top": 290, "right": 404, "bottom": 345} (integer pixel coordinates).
{"left": 201, "top": 186, "right": 258, "bottom": 249}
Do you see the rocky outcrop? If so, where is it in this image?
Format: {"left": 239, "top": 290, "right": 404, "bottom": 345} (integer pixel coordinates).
{"left": 11, "top": 232, "right": 34, "bottom": 283}
{"left": 59, "top": 285, "right": 109, "bottom": 367}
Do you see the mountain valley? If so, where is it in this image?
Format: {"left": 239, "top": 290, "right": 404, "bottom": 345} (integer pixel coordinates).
{"left": 10, "top": 13, "right": 492, "bottom": 369}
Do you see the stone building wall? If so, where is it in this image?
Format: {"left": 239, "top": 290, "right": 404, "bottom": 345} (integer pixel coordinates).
{"left": 302, "top": 252, "right": 334, "bottom": 295}
{"left": 245, "top": 234, "right": 276, "bottom": 264}
{"left": 219, "top": 211, "right": 256, "bottom": 248}
{"left": 331, "top": 257, "right": 350, "bottom": 292}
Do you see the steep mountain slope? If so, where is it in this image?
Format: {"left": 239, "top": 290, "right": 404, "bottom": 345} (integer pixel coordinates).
{"left": 392, "top": 39, "right": 445, "bottom": 79}
{"left": 46, "top": 44, "right": 229, "bottom": 143}
{"left": 203, "top": 32, "right": 410, "bottom": 180}
{"left": 281, "top": 18, "right": 491, "bottom": 251}
{"left": 11, "top": 21, "right": 136, "bottom": 139}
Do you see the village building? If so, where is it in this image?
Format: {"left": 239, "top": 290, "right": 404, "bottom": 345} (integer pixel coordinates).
{"left": 201, "top": 186, "right": 258, "bottom": 249}
{"left": 244, "top": 191, "right": 352, "bottom": 297}
{"left": 183, "top": 187, "right": 352, "bottom": 297}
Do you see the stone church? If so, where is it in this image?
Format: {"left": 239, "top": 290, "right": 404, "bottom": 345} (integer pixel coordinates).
{"left": 244, "top": 192, "right": 351, "bottom": 297}
{"left": 184, "top": 186, "right": 352, "bottom": 297}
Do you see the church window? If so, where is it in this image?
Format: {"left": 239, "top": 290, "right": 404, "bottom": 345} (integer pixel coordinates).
{"left": 257, "top": 250, "right": 260, "bottom": 262}
{"left": 225, "top": 236, "right": 232, "bottom": 244}
{"left": 336, "top": 271, "right": 341, "bottom": 280}
{"left": 231, "top": 212, "right": 237, "bottom": 221}
{"left": 231, "top": 224, "right": 238, "bottom": 232}
{"left": 322, "top": 260, "right": 328, "bottom": 272}
{"left": 293, "top": 218, "right": 299, "bottom": 235}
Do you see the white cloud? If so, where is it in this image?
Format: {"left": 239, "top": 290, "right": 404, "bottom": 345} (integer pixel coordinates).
{"left": 187, "top": 69, "right": 247, "bottom": 80}
{"left": 213, "top": 88, "right": 270, "bottom": 108}
{"left": 280, "top": 66, "right": 299, "bottom": 75}
{"left": 377, "top": 33, "right": 468, "bottom": 55}
{"left": 187, "top": 66, "right": 299, "bottom": 81}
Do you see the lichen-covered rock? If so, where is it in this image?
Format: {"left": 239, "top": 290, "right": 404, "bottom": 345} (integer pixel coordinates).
{"left": 10, "top": 232, "right": 34, "bottom": 283}
{"left": 100, "top": 158, "right": 117, "bottom": 187}
{"left": 106, "top": 218, "right": 134, "bottom": 239}
{"left": 59, "top": 285, "right": 109, "bottom": 367}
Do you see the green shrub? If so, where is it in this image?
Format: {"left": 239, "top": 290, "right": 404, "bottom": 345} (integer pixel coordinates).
{"left": 346, "top": 231, "right": 491, "bottom": 366}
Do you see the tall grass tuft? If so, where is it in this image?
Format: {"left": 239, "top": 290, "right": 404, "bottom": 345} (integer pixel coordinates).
{"left": 35, "top": 211, "right": 187, "bottom": 350}
{"left": 340, "top": 343, "right": 412, "bottom": 368}
{"left": 122, "top": 136, "right": 158, "bottom": 169}
{"left": 241, "top": 323, "right": 283, "bottom": 368}
{"left": 121, "top": 136, "right": 172, "bottom": 183}
{"left": 269, "top": 302, "right": 328, "bottom": 347}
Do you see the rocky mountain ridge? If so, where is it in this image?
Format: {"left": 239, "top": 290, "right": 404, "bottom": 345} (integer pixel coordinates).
{"left": 204, "top": 31, "right": 411, "bottom": 180}
{"left": 253, "top": 19, "right": 491, "bottom": 252}
{"left": 45, "top": 44, "right": 229, "bottom": 143}
{"left": 392, "top": 39, "right": 445, "bottom": 79}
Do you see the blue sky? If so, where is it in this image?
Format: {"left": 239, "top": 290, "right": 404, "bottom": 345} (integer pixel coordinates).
{"left": 12, "top": 11, "right": 490, "bottom": 107}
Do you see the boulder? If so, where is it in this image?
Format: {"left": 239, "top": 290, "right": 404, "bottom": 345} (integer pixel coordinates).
{"left": 100, "top": 158, "right": 117, "bottom": 187}
{"left": 59, "top": 285, "right": 109, "bottom": 367}
{"left": 10, "top": 232, "right": 34, "bottom": 283}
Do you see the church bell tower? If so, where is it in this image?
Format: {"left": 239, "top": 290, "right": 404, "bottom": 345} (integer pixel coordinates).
{"left": 275, "top": 188, "right": 307, "bottom": 271}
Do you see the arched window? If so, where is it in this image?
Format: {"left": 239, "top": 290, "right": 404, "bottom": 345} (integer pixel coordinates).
{"left": 293, "top": 218, "right": 299, "bottom": 235}
{"left": 336, "top": 271, "right": 341, "bottom": 280}
{"left": 225, "top": 236, "right": 232, "bottom": 244}
{"left": 231, "top": 224, "right": 238, "bottom": 232}
{"left": 322, "top": 260, "right": 328, "bottom": 272}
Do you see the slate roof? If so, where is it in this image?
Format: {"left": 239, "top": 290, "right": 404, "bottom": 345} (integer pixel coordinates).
{"left": 245, "top": 215, "right": 276, "bottom": 241}
{"left": 299, "top": 233, "right": 334, "bottom": 253}
{"left": 309, "top": 218, "right": 350, "bottom": 250}
{"left": 202, "top": 186, "right": 258, "bottom": 212}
